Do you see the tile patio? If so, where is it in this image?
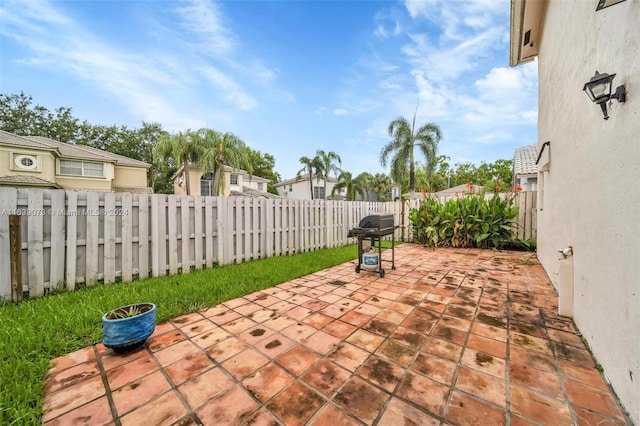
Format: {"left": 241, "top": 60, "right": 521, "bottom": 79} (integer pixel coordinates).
{"left": 42, "top": 244, "right": 630, "bottom": 425}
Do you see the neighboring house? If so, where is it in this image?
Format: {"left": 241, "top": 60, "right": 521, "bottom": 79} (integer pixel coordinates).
{"left": 510, "top": 0, "right": 639, "bottom": 422}
{"left": 0, "top": 130, "right": 151, "bottom": 192}
{"left": 274, "top": 174, "right": 345, "bottom": 200}
{"left": 512, "top": 144, "right": 537, "bottom": 191}
{"left": 435, "top": 183, "right": 483, "bottom": 196}
{"left": 173, "top": 165, "right": 277, "bottom": 198}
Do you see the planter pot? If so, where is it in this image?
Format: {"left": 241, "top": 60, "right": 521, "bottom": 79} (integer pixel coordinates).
{"left": 102, "top": 303, "right": 156, "bottom": 353}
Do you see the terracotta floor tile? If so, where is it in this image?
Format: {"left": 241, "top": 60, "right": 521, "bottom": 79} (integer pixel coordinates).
{"left": 99, "top": 344, "right": 148, "bottom": 371}
{"left": 432, "top": 324, "right": 468, "bottom": 346}
{"left": 334, "top": 376, "right": 389, "bottom": 424}
{"left": 440, "top": 315, "right": 472, "bottom": 332}
{"left": 178, "top": 367, "right": 234, "bottom": 409}
{"left": 510, "top": 321, "right": 547, "bottom": 338}
{"left": 461, "top": 348, "right": 505, "bottom": 378}
{"left": 390, "top": 326, "right": 427, "bottom": 349}
{"left": 509, "top": 362, "right": 564, "bottom": 400}
{"left": 421, "top": 337, "right": 463, "bottom": 363}
{"left": 401, "top": 315, "right": 436, "bottom": 335}
{"left": 178, "top": 318, "right": 216, "bottom": 338}
{"left": 302, "top": 358, "right": 352, "bottom": 397}
{"left": 573, "top": 406, "right": 626, "bottom": 426}
{"left": 222, "top": 348, "right": 269, "bottom": 380}
{"left": 106, "top": 353, "right": 158, "bottom": 390}
{"left": 346, "top": 329, "right": 385, "bottom": 352}
{"left": 196, "top": 385, "right": 259, "bottom": 425}
{"left": 154, "top": 340, "right": 200, "bottom": 367}
{"left": 267, "top": 381, "right": 325, "bottom": 425}
{"left": 363, "top": 318, "right": 397, "bottom": 337}
{"left": 329, "top": 342, "right": 371, "bottom": 372}
{"left": 510, "top": 384, "right": 573, "bottom": 425}
{"left": 471, "top": 321, "right": 507, "bottom": 342}
{"left": 323, "top": 320, "right": 358, "bottom": 339}
{"left": 558, "top": 359, "right": 609, "bottom": 391}
{"left": 286, "top": 305, "right": 313, "bottom": 321}
{"left": 205, "top": 336, "right": 249, "bottom": 362}
{"left": 48, "top": 346, "right": 96, "bottom": 375}
{"left": 247, "top": 308, "right": 280, "bottom": 323}
{"left": 357, "top": 355, "right": 404, "bottom": 393}
{"left": 510, "top": 415, "right": 541, "bottom": 426}
{"left": 455, "top": 366, "right": 506, "bottom": 407}
{"left": 171, "top": 312, "right": 205, "bottom": 327}
{"left": 42, "top": 375, "right": 105, "bottom": 422}
{"left": 242, "top": 362, "right": 295, "bottom": 403}
{"left": 45, "top": 359, "right": 100, "bottom": 394}
{"left": 255, "top": 333, "right": 297, "bottom": 358}
{"left": 475, "top": 313, "right": 507, "bottom": 329}
{"left": 341, "top": 311, "right": 373, "bottom": 327}
{"left": 544, "top": 317, "right": 579, "bottom": 334}
{"left": 564, "top": 378, "right": 625, "bottom": 421}
{"left": 281, "top": 322, "right": 318, "bottom": 342}
{"left": 243, "top": 408, "right": 281, "bottom": 426}
{"left": 302, "top": 299, "right": 331, "bottom": 311}
{"left": 308, "top": 403, "right": 361, "bottom": 426}
{"left": 112, "top": 370, "right": 171, "bottom": 416}
{"left": 223, "top": 297, "right": 250, "bottom": 309}
{"left": 276, "top": 345, "right": 320, "bottom": 375}
{"left": 421, "top": 300, "right": 447, "bottom": 313}
{"left": 509, "top": 345, "right": 556, "bottom": 373}
{"left": 553, "top": 342, "right": 595, "bottom": 368}
{"left": 190, "top": 326, "right": 231, "bottom": 349}
{"left": 301, "top": 330, "right": 341, "bottom": 355}
{"left": 446, "top": 391, "right": 506, "bottom": 426}
{"left": 412, "top": 352, "right": 457, "bottom": 385}
{"left": 44, "top": 396, "right": 112, "bottom": 426}
{"left": 165, "top": 351, "right": 214, "bottom": 386}
{"left": 208, "top": 309, "right": 242, "bottom": 326}
{"left": 510, "top": 332, "right": 553, "bottom": 356}
{"left": 263, "top": 315, "right": 298, "bottom": 331}
{"left": 375, "top": 309, "right": 407, "bottom": 324}
{"left": 237, "top": 325, "right": 276, "bottom": 346}
{"left": 376, "top": 340, "right": 416, "bottom": 368}
{"left": 397, "top": 371, "right": 450, "bottom": 417}
{"left": 445, "top": 304, "right": 476, "bottom": 321}
{"left": 303, "top": 312, "right": 334, "bottom": 328}
{"left": 467, "top": 334, "right": 506, "bottom": 359}
{"left": 412, "top": 306, "right": 440, "bottom": 322}
{"left": 119, "top": 391, "right": 187, "bottom": 426}
{"left": 377, "top": 397, "right": 439, "bottom": 426}
{"left": 221, "top": 316, "right": 258, "bottom": 335}
{"left": 147, "top": 329, "right": 188, "bottom": 353}
{"left": 234, "top": 301, "right": 262, "bottom": 316}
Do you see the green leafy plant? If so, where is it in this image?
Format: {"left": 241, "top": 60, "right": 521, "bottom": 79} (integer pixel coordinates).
{"left": 409, "top": 193, "right": 526, "bottom": 250}
{"left": 105, "top": 304, "right": 151, "bottom": 320}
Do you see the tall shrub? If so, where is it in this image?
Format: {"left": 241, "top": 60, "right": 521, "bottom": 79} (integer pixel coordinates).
{"left": 409, "top": 193, "right": 519, "bottom": 249}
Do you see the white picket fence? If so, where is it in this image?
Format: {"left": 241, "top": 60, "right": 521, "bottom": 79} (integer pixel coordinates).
{"left": 0, "top": 188, "right": 413, "bottom": 300}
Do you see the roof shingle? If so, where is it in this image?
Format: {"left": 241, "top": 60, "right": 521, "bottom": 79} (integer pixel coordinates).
{"left": 513, "top": 144, "right": 538, "bottom": 175}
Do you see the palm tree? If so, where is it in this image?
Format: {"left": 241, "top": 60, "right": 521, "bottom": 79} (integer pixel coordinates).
{"left": 153, "top": 130, "right": 200, "bottom": 195}
{"left": 370, "top": 173, "right": 392, "bottom": 201}
{"left": 297, "top": 155, "right": 323, "bottom": 199}
{"left": 380, "top": 112, "right": 442, "bottom": 194}
{"left": 316, "top": 150, "right": 341, "bottom": 200}
{"left": 332, "top": 171, "right": 366, "bottom": 201}
{"left": 197, "top": 128, "right": 250, "bottom": 196}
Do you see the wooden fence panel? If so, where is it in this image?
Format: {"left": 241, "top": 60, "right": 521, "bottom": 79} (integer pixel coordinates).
{"left": 0, "top": 188, "right": 537, "bottom": 301}
{"left": 0, "top": 188, "right": 18, "bottom": 300}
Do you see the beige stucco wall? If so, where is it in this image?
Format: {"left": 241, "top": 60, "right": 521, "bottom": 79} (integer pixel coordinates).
{"left": 173, "top": 168, "right": 201, "bottom": 195}
{"left": 276, "top": 178, "right": 342, "bottom": 200}
{"left": 0, "top": 147, "right": 57, "bottom": 181}
{"left": 537, "top": 0, "right": 639, "bottom": 421}
{"left": 112, "top": 166, "right": 148, "bottom": 188}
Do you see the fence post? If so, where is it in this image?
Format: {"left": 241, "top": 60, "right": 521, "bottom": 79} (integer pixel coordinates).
{"left": 9, "top": 215, "right": 22, "bottom": 303}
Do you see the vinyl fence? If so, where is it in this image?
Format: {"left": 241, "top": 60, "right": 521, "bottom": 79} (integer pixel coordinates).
{"left": 0, "top": 188, "right": 536, "bottom": 301}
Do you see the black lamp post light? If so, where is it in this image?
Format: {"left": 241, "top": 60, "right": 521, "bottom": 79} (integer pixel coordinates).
{"left": 583, "top": 71, "right": 627, "bottom": 120}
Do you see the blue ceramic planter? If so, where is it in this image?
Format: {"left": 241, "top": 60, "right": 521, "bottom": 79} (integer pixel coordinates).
{"left": 102, "top": 303, "right": 156, "bottom": 353}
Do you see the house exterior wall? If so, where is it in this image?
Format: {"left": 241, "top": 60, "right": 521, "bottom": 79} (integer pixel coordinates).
{"left": 112, "top": 166, "right": 148, "bottom": 189}
{"left": 537, "top": 0, "right": 639, "bottom": 420}
{"left": 0, "top": 147, "right": 57, "bottom": 181}
{"left": 275, "top": 178, "right": 340, "bottom": 200}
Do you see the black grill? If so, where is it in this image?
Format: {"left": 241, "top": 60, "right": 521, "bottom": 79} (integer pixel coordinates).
{"left": 348, "top": 214, "right": 397, "bottom": 277}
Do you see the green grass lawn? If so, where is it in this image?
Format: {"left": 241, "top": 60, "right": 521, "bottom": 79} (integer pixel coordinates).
{"left": 0, "top": 245, "right": 357, "bottom": 425}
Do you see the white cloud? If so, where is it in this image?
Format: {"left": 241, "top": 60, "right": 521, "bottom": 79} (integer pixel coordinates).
{"left": 333, "top": 109, "right": 348, "bottom": 115}
{"left": 172, "top": 0, "right": 238, "bottom": 55}
{"left": 198, "top": 66, "right": 258, "bottom": 110}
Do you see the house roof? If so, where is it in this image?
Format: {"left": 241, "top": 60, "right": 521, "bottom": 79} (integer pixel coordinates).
{"left": 274, "top": 174, "right": 338, "bottom": 187}
{"left": 513, "top": 144, "right": 538, "bottom": 175}
{"left": 0, "top": 175, "right": 61, "bottom": 188}
{"left": 173, "top": 164, "right": 269, "bottom": 183}
{"left": 113, "top": 186, "right": 154, "bottom": 194}
{"left": 0, "top": 130, "right": 150, "bottom": 168}
{"left": 435, "top": 184, "right": 483, "bottom": 195}
{"left": 230, "top": 186, "right": 283, "bottom": 199}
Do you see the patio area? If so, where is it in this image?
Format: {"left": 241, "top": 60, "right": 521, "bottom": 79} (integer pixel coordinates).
{"left": 42, "top": 244, "right": 629, "bottom": 425}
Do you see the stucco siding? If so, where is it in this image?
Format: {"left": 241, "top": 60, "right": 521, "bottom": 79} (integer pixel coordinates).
{"left": 0, "top": 148, "right": 57, "bottom": 181}
{"left": 113, "top": 166, "right": 148, "bottom": 189}
{"left": 537, "top": 0, "right": 640, "bottom": 421}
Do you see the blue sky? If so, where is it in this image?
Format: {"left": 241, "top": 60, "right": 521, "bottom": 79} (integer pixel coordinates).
{"left": 0, "top": 0, "right": 538, "bottom": 180}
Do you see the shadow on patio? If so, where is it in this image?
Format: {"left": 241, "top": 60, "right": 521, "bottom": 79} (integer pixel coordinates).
{"left": 43, "top": 244, "right": 629, "bottom": 425}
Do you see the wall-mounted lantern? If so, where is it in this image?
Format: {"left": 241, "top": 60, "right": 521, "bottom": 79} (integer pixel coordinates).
{"left": 582, "top": 71, "right": 626, "bottom": 120}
